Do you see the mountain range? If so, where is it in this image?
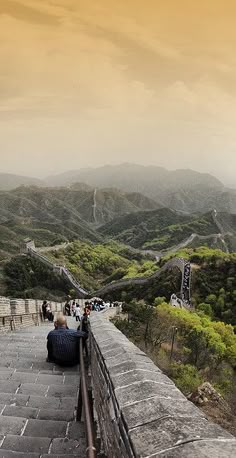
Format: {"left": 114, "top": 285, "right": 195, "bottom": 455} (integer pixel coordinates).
{"left": 0, "top": 186, "right": 159, "bottom": 259}
{"left": 1, "top": 164, "right": 235, "bottom": 214}
{"left": 0, "top": 183, "right": 235, "bottom": 263}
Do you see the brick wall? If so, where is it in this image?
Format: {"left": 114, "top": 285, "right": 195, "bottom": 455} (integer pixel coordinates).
{"left": 90, "top": 311, "right": 236, "bottom": 458}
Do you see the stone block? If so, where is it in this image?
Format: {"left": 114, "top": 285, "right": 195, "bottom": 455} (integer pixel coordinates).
{"left": 0, "top": 297, "right": 11, "bottom": 317}
{"left": 129, "top": 417, "right": 232, "bottom": 456}
{"left": 50, "top": 438, "right": 85, "bottom": 455}
{"left": 47, "top": 385, "right": 76, "bottom": 398}
{"left": 0, "top": 371, "right": 14, "bottom": 381}
{"left": 36, "top": 374, "right": 64, "bottom": 385}
{"left": 0, "top": 416, "right": 26, "bottom": 435}
{"left": 122, "top": 396, "right": 206, "bottom": 429}
{"left": 59, "top": 397, "right": 77, "bottom": 411}
{"left": 11, "top": 372, "right": 38, "bottom": 384}
{"left": 24, "top": 419, "right": 67, "bottom": 438}
{"left": 0, "top": 393, "right": 29, "bottom": 407}
{"left": 38, "top": 408, "right": 74, "bottom": 422}
{"left": 3, "top": 406, "right": 38, "bottom": 419}
{"left": 112, "top": 368, "right": 174, "bottom": 389}
{"left": 0, "top": 451, "right": 40, "bottom": 458}
{"left": 67, "top": 422, "right": 86, "bottom": 440}
{"left": 41, "top": 455, "right": 76, "bottom": 458}
{"left": 10, "top": 299, "right": 26, "bottom": 315}
{"left": 0, "top": 381, "right": 20, "bottom": 394}
{"left": 18, "top": 383, "right": 48, "bottom": 396}
{"left": 27, "top": 395, "right": 60, "bottom": 409}
{"left": 150, "top": 439, "right": 236, "bottom": 458}
{"left": 1, "top": 435, "right": 51, "bottom": 453}
{"left": 115, "top": 380, "right": 185, "bottom": 407}
{"left": 25, "top": 300, "right": 36, "bottom": 314}
{"left": 10, "top": 361, "right": 33, "bottom": 370}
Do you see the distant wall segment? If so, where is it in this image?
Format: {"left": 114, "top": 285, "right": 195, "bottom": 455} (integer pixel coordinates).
{"left": 90, "top": 311, "right": 236, "bottom": 458}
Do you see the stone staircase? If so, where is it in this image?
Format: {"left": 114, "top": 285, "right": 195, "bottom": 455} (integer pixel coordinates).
{"left": 0, "top": 319, "right": 86, "bottom": 457}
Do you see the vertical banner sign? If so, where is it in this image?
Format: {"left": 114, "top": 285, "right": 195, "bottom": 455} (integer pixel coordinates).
{"left": 181, "top": 261, "right": 191, "bottom": 305}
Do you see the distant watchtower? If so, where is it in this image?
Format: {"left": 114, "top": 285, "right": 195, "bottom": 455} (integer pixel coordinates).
{"left": 21, "top": 238, "right": 36, "bottom": 254}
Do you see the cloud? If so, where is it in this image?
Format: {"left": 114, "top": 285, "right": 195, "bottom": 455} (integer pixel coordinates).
{"left": 0, "top": 0, "right": 60, "bottom": 25}
{"left": 0, "top": 0, "right": 236, "bottom": 184}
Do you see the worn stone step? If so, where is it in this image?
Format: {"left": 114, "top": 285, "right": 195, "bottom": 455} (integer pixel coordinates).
{"left": 1, "top": 435, "right": 51, "bottom": 454}
{"left": 41, "top": 455, "right": 79, "bottom": 458}
{"left": 23, "top": 419, "right": 68, "bottom": 438}
{"left": 0, "top": 451, "right": 40, "bottom": 458}
{"left": 50, "top": 437, "right": 87, "bottom": 455}
{"left": 0, "top": 321, "right": 87, "bottom": 457}
{"left": 0, "top": 393, "right": 29, "bottom": 406}
{"left": 0, "top": 416, "right": 26, "bottom": 435}
{"left": 27, "top": 395, "right": 77, "bottom": 410}
{"left": 0, "top": 392, "right": 78, "bottom": 412}
{"left": 2, "top": 406, "right": 38, "bottom": 419}
{"left": 0, "top": 382, "right": 20, "bottom": 395}
{"left": 37, "top": 408, "right": 75, "bottom": 422}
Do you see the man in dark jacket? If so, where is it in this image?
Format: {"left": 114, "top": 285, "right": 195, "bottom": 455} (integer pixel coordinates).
{"left": 42, "top": 300, "right": 47, "bottom": 320}
{"left": 47, "top": 315, "right": 87, "bottom": 366}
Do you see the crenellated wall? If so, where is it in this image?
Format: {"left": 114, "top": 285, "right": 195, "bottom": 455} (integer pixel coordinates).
{"left": 0, "top": 297, "right": 64, "bottom": 333}
{"left": 90, "top": 311, "right": 236, "bottom": 458}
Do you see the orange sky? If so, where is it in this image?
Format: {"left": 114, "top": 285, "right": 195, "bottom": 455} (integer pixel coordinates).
{"left": 0, "top": 0, "right": 236, "bottom": 184}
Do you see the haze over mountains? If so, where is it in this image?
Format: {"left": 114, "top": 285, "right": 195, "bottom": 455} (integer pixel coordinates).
{"left": 0, "top": 164, "right": 235, "bottom": 214}
{"left": 0, "top": 174, "right": 235, "bottom": 262}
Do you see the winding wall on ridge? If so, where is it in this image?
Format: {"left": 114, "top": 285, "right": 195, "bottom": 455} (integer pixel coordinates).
{"left": 26, "top": 245, "right": 191, "bottom": 305}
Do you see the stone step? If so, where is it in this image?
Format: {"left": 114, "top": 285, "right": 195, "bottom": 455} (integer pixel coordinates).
{"left": 0, "top": 453, "right": 79, "bottom": 458}
{"left": 1, "top": 434, "right": 86, "bottom": 455}
{"left": 1, "top": 436, "right": 51, "bottom": 454}
{"left": 2, "top": 406, "right": 76, "bottom": 422}
{"left": 0, "top": 321, "right": 87, "bottom": 457}
{"left": 0, "top": 392, "right": 78, "bottom": 411}
{"left": 0, "top": 451, "right": 40, "bottom": 458}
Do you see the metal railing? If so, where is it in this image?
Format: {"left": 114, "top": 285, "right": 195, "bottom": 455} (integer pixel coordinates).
{"left": 77, "top": 320, "right": 97, "bottom": 458}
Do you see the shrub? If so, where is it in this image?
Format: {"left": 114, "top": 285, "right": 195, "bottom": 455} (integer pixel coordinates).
{"left": 170, "top": 363, "right": 203, "bottom": 395}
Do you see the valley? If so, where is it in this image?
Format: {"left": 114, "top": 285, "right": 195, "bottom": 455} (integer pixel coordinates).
{"left": 0, "top": 166, "right": 236, "bottom": 440}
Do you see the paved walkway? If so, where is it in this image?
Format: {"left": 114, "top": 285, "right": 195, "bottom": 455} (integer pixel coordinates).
{"left": 0, "top": 318, "right": 86, "bottom": 457}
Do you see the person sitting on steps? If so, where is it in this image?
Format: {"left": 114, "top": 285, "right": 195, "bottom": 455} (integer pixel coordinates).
{"left": 46, "top": 315, "right": 87, "bottom": 366}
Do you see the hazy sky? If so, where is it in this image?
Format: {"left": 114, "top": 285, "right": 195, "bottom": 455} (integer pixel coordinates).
{"left": 0, "top": 0, "right": 236, "bottom": 184}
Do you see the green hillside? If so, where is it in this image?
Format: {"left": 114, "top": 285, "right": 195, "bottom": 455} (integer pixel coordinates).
{"left": 99, "top": 208, "right": 236, "bottom": 252}
{"left": 3, "top": 240, "right": 158, "bottom": 298}
{"left": 0, "top": 185, "right": 159, "bottom": 260}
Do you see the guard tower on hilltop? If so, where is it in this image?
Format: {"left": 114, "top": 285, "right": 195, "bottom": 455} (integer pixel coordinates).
{"left": 21, "top": 238, "right": 36, "bottom": 254}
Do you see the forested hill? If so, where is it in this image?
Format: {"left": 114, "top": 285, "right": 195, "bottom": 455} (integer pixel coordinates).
{"left": 0, "top": 186, "right": 159, "bottom": 260}
{"left": 99, "top": 208, "right": 236, "bottom": 252}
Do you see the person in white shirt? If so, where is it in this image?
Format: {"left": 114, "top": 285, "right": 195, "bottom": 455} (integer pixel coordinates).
{"left": 75, "top": 303, "right": 82, "bottom": 322}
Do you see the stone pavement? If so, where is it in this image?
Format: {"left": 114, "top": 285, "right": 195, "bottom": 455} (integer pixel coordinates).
{"left": 0, "top": 318, "right": 86, "bottom": 457}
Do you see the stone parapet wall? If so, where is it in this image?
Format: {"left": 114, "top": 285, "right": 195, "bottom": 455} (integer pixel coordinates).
{"left": 25, "top": 299, "right": 37, "bottom": 314}
{"left": 0, "top": 297, "right": 11, "bottom": 317}
{"left": 10, "top": 299, "right": 26, "bottom": 315}
{"left": 0, "top": 313, "right": 40, "bottom": 333}
{"left": 90, "top": 312, "right": 236, "bottom": 458}
{"left": 0, "top": 296, "right": 64, "bottom": 333}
